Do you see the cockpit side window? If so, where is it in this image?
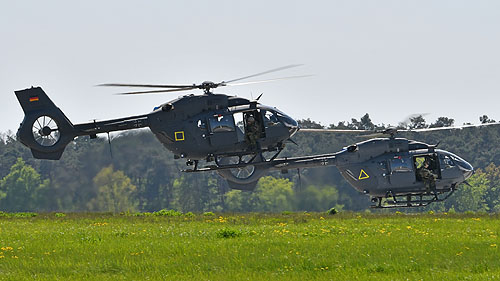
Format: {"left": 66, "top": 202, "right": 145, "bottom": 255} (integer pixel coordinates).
{"left": 208, "top": 115, "right": 235, "bottom": 133}
{"left": 263, "top": 110, "right": 279, "bottom": 127}
{"left": 390, "top": 157, "right": 413, "bottom": 172}
{"left": 440, "top": 154, "right": 455, "bottom": 168}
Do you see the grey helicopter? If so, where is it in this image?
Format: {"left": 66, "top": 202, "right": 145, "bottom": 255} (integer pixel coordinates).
{"left": 14, "top": 65, "right": 499, "bottom": 208}
{"left": 15, "top": 65, "right": 304, "bottom": 184}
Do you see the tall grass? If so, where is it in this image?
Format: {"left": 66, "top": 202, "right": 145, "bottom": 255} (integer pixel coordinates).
{"left": 0, "top": 212, "right": 498, "bottom": 280}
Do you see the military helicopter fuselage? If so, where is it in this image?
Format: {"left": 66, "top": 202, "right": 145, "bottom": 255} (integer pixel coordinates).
{"left": 230, "top": 136, "right": 473, "bottom": 208}
{"left": 15, "top": 87, "right": 298, "bottom": 164}
{"left": 333, "top": 138, "right": 473, "bottom": 198}
{"left": 149, "top": 93, "right": 298, "bottom": 161}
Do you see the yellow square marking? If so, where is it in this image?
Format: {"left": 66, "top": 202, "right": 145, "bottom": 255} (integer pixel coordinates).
{"left": 175, "top": 131, "right": 185, "bottom": 141}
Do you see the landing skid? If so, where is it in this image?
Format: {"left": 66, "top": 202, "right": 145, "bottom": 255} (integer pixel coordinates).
{"left": 371, "top": 187, "right": 456, "bottom": 208}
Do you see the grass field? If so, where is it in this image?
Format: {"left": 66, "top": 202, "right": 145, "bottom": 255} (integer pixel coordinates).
{"left": 0, "top": 211, "right": 499, "bottom": 280}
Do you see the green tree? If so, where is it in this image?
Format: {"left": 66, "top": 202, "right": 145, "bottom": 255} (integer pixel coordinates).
{"left": 407, "top": 115, "right": 428, "bottom": 129}
{"left": 0, "top": 158, "right": 50, "bottom": 211}
{"left": 224, "top": 190, "right": 256, "bottom": 212}
{"left": 430, "top": 117, "right": 454, "bottom": 128}
{"left": 171, "top": 175, "right": 223, "bottom": 212}
{"left": 483, "top": 163, "right": 500, "bottom": 211}
{"left": 87, "top": 166, "right": 138, "bottom": 212}
{"left": 451, "top": 173, "right": 489, "bottom": 212}
{"left": 254, "top": 176, "right": 295, "bottom": 212}
{"left": 295, "top": 184, "right": 340, "bottom": 211}
{"left": 480, "top": 115, "right": 496, "bottom": 124}
{"left": 359, "top": 113, "right": 375, "bottom": 130}
{"left": 224, "top": 176, "right": 295, "bottom": 212}
{"left": 298, "top": 118, "right": 323, "bottom": 129}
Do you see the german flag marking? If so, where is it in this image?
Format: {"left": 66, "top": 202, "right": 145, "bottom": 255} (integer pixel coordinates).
{"left": 29, "top": 96, "right": 39, "bottom": 102}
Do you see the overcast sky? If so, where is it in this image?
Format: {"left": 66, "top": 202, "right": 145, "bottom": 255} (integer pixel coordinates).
{"left": 1, "top": 0, "right": 499, "bottom": 133}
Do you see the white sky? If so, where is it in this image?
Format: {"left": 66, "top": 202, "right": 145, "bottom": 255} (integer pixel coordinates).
{"left": 1, "top": 0, "right": 499, "bottom": 133}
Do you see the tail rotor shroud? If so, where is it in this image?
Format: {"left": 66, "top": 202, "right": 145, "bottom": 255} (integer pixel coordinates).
{"left": 32, "top": 115, "right": 60, "bottom": 147}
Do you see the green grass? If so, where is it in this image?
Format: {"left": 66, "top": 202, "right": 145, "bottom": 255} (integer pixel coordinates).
{"left": 0, "top": 212, "right": 499, "bottom": 280}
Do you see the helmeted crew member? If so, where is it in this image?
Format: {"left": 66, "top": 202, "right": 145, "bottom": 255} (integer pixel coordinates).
{"left": 245, "top": 116, "right": 260, "bottom": 149}
{"left": 417, "top": 159, "right": 437, "bottom": 193}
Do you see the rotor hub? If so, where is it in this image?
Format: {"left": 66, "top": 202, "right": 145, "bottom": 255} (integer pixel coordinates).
{"left": 200, "top": 81, "right": 218, "bottom": 93}
{"left": 41, "top": 126, "right": 52, "bottom": 136}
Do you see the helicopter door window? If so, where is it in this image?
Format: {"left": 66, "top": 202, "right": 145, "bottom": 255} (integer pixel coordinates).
{"left": 233, "top": 112, "right": 245, "bottom": 142}
{"left": 209, "top": 115, "right": 235, "bottom": 133}
{"left": 390, "top": 157, "right": 413, "bottom": 173}
{"left": 233, "top": 112, "right": 245, "bottom": 133}
{"left": 414, "top": 154, "right": 441, "bottom": 181}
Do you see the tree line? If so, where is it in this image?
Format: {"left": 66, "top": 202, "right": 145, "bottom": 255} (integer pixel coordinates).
{"left": 0, "top": 114, "right": 499, "bottom": 213}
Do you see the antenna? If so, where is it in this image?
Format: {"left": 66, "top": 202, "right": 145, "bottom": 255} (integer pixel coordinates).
{"left": 297, "top": 168, "right": 302, "bottom": 192}
{"left": 107, "top": 132, "right": 113, "bottom": 158}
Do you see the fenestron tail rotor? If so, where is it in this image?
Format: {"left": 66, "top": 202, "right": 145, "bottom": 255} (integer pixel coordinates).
{"left": 97, "top": 64, "right": 310, "bottom": 95}
{"left": 32, "top": 115, "right": 60, "bottom": 147}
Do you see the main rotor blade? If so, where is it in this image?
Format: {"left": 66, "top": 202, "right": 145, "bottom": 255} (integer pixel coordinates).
{"left": 224, "top": 64, "right": 303, "bottom": 84}
{"left": 299, "top": 128, "right": 375, "bottom": 133}
{"left": 403, "top": 122, "right": 500, "bottom": 133}
{"left": 97, "top": 83, "right": 195, "bottom": 89}
{"left": 356, "top": 132, "right": 386, "bottom": 138}
{"left": 114, "top": 87, "right": 197, "bottom": 95}
{"left": 227, "top": 75, "right": 313, "bottom": 87}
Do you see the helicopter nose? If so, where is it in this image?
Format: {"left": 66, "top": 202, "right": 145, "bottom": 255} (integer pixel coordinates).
{"left": 288, "top": 123, "right": 298, "bottom": 136}
{"left": 459, "top": 160, "right": 474, "bottom": 180}
{"left": 462, "top": 165, "right": 474, "bottom": 180}
{"left": 286, "top": 120, "right": 298, "bottom": 136}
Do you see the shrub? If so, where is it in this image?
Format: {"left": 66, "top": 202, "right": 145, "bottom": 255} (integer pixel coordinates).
{"left": 55, "top": 213, "right": 66, "bottom": 218}
{"left": 133, "top": 212, "right": 152, "bottom": 217}
{"left": 327, "top": 208, "right": 338, "bottom": 215}
{"left": 216, "top": 228, "right": 242, "bottom": 238}
{"left": 153, "top": 209, "right": 182, "bottom": 217}
{"left": 203, "top": 212, "right": 215, "bottom": 216}
{"left": 13, "top": 212, "right": 38, "bottom": 218}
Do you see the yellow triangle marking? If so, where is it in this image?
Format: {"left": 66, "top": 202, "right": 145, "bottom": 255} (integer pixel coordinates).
{"left": 358, "top": 169, "right": 370, "bottom": 180}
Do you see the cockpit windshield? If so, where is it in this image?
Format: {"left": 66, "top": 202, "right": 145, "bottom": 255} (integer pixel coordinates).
{"left": 274, "top": 109, "right": 298, "bottom": 128}
{"left": 440, "top": 151, "right": 473, "bottom": 171}
{"left": 262, "top": 110, "right": 280, "bottom": 127}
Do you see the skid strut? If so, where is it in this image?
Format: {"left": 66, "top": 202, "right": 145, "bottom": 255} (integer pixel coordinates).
{"left": 371, "top": 187, "right": 456, "bottom": 208}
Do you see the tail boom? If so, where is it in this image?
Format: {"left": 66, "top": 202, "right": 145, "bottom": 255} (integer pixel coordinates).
{"left": 15, "top": 86, "right": 150, "bottom": 160}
